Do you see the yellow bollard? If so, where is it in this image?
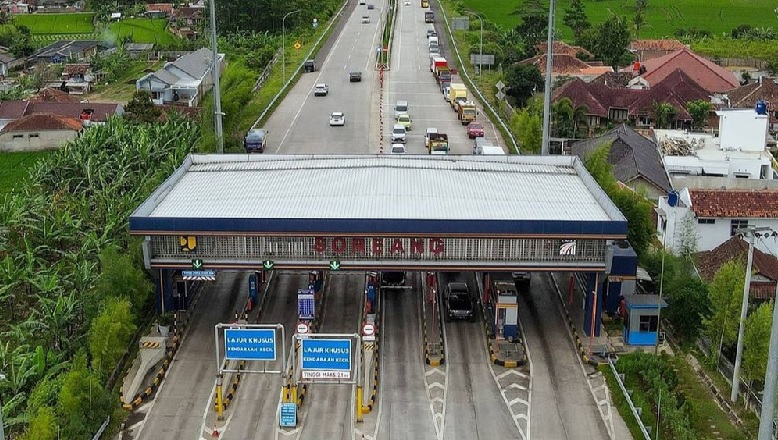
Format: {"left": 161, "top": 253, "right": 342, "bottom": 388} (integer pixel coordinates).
{"left": 215, "top": 383, "right": 224, "bottom": 421}
{"left": 356, "top": 386, "right": 363, "bottom": 422}
{"left": 291, "top": 385, "right": 298, "bottom": 405}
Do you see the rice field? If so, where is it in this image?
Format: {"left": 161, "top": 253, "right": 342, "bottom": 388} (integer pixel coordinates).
{"left": 107, "top": 18, "right": 179, "bottom": 45}
{"left": 12, "top": 12, "right": 95, "bottom": 34}
{"left": 460, "top": 0, "right": 778, "bottom": 39}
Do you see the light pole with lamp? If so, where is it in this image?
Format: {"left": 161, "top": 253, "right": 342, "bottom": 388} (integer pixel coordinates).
{"left": 282, "top": 10, "right": 302, "bottom": 84}
{"left": 470, "top": 13, "right": 483, "bottom": 77}
{"left": 208, "top": 0, "right": 224, "bottom": 153}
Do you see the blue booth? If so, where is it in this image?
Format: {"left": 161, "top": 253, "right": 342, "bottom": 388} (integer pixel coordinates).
{"left": 622, "top": 294, "right": 667, "bottom": 346}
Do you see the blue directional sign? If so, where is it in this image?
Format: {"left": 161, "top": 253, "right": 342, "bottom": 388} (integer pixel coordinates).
{"left": 279, "top": 402, "right": 297, "bottom": 427}
{"left": 300, "top": 338, "right": 352, "bottom": 371}
{"left": 224, "top": 328, "right": 277, "bottom": 361}
{"left": 298, "top": 289, "right": 315, "bottom": 320}
{"left": 181, "top": 269, "right": 217, "bottom": 281}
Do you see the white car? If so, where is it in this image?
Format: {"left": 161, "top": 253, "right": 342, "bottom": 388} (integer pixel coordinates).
{"left": 329, "top": 112, "right": 345, "bottom": 126}
{"left": 362, "top": 15, "right": 370, "bottom": 23}
{"left": 314, "top": 83, "right": 329, "bottom": 96}
{"left": 424, "top": 127, "right": 438, "bottom": 147}
{"left": 390, "top": 124, "right": 406, "bottom": 143}
{"left": 390, "top": 144, "right": 407, "bottom": 154}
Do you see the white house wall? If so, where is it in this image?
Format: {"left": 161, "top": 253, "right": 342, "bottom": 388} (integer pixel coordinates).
{"left": 718, "top": 110, "right": 769, "bottom": 153}
{"left": 0, "top": 130, "right": 78, "bottom": 152}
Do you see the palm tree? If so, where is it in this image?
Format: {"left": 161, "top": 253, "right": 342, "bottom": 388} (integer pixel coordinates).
{"left": 552, "top": 98, "right": 589, "bottom": 138}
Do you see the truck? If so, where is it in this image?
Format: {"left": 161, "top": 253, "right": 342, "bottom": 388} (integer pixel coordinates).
{"left": 448, "top": 83, "right": 467, "bottom": 110}
{"left": 435, "top": 66, "right": 451, "bottom": 84}
{"left": 425, "top": 11, "right": 434, "bottom": 23}
{"left": 244, "top": 128, "right": 267, "bottom": 153}
{"left": 457, "top": 100, "right": 477, "bottom": 124}
{"left": 421, "top": 0, "right": 429, "bottom": 7}
{"left": 427, "top": 132, "right": 449, "bottom": 154}
{"left": 430, "top": 56, "right": 447, "bottom": 73}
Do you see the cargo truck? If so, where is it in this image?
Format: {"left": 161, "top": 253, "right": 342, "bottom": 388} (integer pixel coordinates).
{"left": 430, "top": 56, "right": 447, "bottom": 73}
{"left": 448, "top": 83, "right": 467, "bottom": 110}
{"left": 435, "top": 66, "right": 451, "bottom": 84}
{"left": 427, "top": 132, "right": 449, "bottom": 154}
{"left": 457, "top": 101, "right": 477, "bottom": 124}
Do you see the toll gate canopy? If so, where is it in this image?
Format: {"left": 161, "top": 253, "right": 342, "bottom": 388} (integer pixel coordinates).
{"left": 129, "top": 155, "right": 627, "bottom": 271}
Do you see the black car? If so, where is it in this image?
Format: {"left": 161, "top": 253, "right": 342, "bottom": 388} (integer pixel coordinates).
{"left": 304, "top": 59, "right": 316, "bottom": 72}
{"left": 349, "top": 71, "right": 362, "bottom": 82}
{"left": 445, "top": 282, "right": 474, "bottom": 321}
{"left": 381, "top": 271, "right": 405, "bottom": 287}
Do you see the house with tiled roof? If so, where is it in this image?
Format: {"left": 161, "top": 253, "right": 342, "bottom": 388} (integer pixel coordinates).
{"left": 629, "top": 40, "right": 688, "bottom": 62}
{"left": 571, "top": 124, "right": 671, "bottom": 199}
{"left": 590, "top": 72, "right": 633, "bottom": 88}
{"left": 553, "top": 69, "right": 710, "bottom": 130}
{"left": 136, "top": 47, "right": 224, "bottom": 107}
{"left": 28, "top": 87, "right": 82, "bottom": 103}
{"left": 536, "top": 41, "right": 593, "bottom": 58}
{"left": 724, "top": 76, "right": 778, "bottom": 130}
{"left": 28, "top": 40, "right": 108, "bottom": 65}
{"left": 695, "top": 235, "right": 778, "bottom": 300}
{"left": 171, "top": 6, "right": 204, "bottom": 40}
{"left": 657, "top": 186, "right": 778, "bottom": 256}
{"left": 624, "top": 48, "right": 739, "bottom": 94}
{"left": 145, "top": 3, "right": 173, "bottom": 18}
{"left": 520, "top": 53, "right": 612, "bottom": 81}
{"left": 0, "top": 113, "right": 83, "bottom": 152}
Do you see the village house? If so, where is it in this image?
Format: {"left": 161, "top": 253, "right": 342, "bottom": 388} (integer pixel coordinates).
{"left": 145, "top": 3, "right": 173, "bottom": 18}
{"left": 623, "top": 47, "right": 739, "bottom": 94}
{"left": 628, "top": 40, "right": 688, "bottom": 62}
{"left": 721, "top": 76, "right": 778, "bottom": 131}
{"left": 0, "top": 112, "right": 83, "bottom": 152}
{"left": 28, "top": 40, "right": 107, "bottom": 65}
{"left": 695, "top": 235, "right": 778, "bottom": 301}
{"left": 136, "top": 47, "right": 225, "bottom": 108}
{"left": 0, "top": 88, "right": 123, "bottom": 132}
{"left": 171, "top": 6, "right": 204, "bottom": 40}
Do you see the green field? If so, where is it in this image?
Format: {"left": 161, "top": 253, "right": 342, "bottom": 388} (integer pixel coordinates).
{"left": 461, "top": 0, "right": 778, "bottom": 39}
{"left": 12, "top": 12, "right": 95, "bottom": 34}
{"left": 107, "top": 18, "right": 179, "bottom": 45}
{"left": 0, "top": 151, "right": 51, "bottom": 196}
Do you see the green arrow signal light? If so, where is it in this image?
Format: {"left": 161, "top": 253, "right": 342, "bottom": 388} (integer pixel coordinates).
{"left": 192, "top": 259, "right": 203, "bottom": 269}
{"left": 263, "top": 260, "right": 274, "bottom": 270}
{"left": 329, "top": 260, "right": 341, "bottom": 271}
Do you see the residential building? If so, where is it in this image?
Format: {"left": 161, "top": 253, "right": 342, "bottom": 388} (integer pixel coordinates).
{"left": 628, "top": 40, "right": 688, "bottom": 62}
{"left": 126, "top": 43, "right": 157, "bottom": 60}
{"left": 0, "top": 100, "right": 30, "bottom": 129}
{"left": 29, "top": 40, "right": 107, "bottom": 64}
{"left": 656, "top": 107, "right": 773, "bottom": 180}
{"left": 536, "top": 41, "right": 593, "bottom": 58}
{"left": 0, "top": 48, "right": 23, "bottom": 76}
{"left": 171, "top": 6, "right": 204, "bottom": 40}
{"left": 571, "top": 124, "right": 672, "bottom": 199}
{"left": 723, "top": 76, "right": 778, "bottom": 130}
{"left": 657, "top": 184, "right": 778, "bottom": 256}
{"left": 520, "top": 53, "right": 613, "bottom": 81}
{"left": 145, "top": 3, "right": 173, "bottom": 18}
{"left": 0, "top": 94, "right": 122, "bottom": 131}
{"left": 695, "top": 235, "right": 778, "bottom": 301}
{"left": 28, "top": 87, "right": 81, "bottom": 103}
{"left": 0, "top": 113, "right": 83, "bottom": 152}
{"left": 624, "top": 48, "right": 739, "bottom": 94}
{"left": 58, "top": 63, "right": 93, "bottom": 94}
{"left": 136, "top": 47, "right": 225, "bottom": 107}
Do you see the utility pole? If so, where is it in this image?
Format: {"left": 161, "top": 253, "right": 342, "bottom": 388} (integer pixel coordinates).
{"left": 758, "top": 281, "right": 778, "bottom": 440}
{"left": 732, "top": 227, "right": 774, "bottom": 402}
{"left": 208, "top": 0, "right": 224, "bottom": 153}
{"left": 540, "top": 0, "right": 556, "bottom": 155}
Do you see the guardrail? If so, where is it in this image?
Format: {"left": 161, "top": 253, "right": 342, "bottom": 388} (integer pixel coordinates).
{"left": 252, "top": 51, "right": 282, "bottom": 93}
{"left": 250, "top": 0, "right": 349, "bottom": 129}
{"left": 436, "top": 0, "right": 520, "bottom": 153}
{"left": 607, "top": 357, "right": 652, "bottom": 440}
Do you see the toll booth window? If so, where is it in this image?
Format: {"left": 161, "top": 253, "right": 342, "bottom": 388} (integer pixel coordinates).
{"left": 639, "top": 315, "right": 658, "bottom": 332}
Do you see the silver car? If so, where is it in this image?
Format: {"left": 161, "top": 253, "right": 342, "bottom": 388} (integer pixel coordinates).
{"left": 329, "top": 112, "right": 345, "bottom": 126}
{"left": 390, "top": 124, "right": 406, "bottom": 143}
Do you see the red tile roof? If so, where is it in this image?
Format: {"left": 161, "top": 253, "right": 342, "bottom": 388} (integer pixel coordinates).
{"left": 628, "top": 69, "right": 710, "bottom": 120}
{"left": 26, "top": 102, "right": 121, "bottom": 122}
{"left": 1, "top": 113, "right": 83, "bottom": 133}
{"left": 636, "top": 48, "right": 739, "bottom": 93}
{"left": 727, "top": 77, "right": 778, "bottom": 109}
{"left": 629, "top": 40, "right": 687, "bottom": 52}
{"left": 694, "top": 235, "right": 778, "bottom": 299}
{"left": 0, "top": 100, "right": 29, "bottom": 119}
{"left": 146, "top": 3, "right": 173, "bottom": 13}
{"left": 536, "top": 41, "right": 592, "bottom": 58}
{"left": 520, "top": 53, "right": 612, "bottom": 76}
{"left": 29, "top": 88, "right": 82, "bottom": 103}
{"left": 63, "top": 64, "right": 89, "bottom": 75}
{"left": 690, "top": 189, "right": 778, "bottom": 218}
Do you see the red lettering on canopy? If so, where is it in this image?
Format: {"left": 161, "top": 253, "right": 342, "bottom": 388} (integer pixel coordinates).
{"left": 429, "top": 238, "right": 444, "bottom": 255}
{"left": 410, "top": 238, "right": 424, "bottom": 254}
{"left": 390, "top": 238, "right": 405, "bottom": 254}
{"left": 314, "top": 237, "right": 326, "bottom": 253}
{"left": 332, "top": 237, "right": 347, "bottom": 253}
{"left": 372, "top": 238, "right": 383, "bottom": 254}
{"left": 352, "top": 238, "right": 366, "bottom": 254}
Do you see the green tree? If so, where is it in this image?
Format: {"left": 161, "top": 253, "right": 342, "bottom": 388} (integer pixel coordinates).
{"left": 94, "top": 245, "right": 154, "bottom": 318}
{"left": 705, "top": 260, "right": 746, "bottom": 359}
{"left": 23, "top": 406, "right": 58, "bottom": 440}
{"left": 632, "top": 11, "right": 645, "bottom": 39}
{"left": 512, "top": 107, "right": 542, "bottom": 154}
{"left": 742, "top": 301, "right": 772, "bottom": 386}
{"left": 124, "top": 90, "right": 162, "bottom": 124}
{"left": 594, "top": 16, "right": 632, "bottom": 69}
{"left": 652, "top": 101, "right": 678, "bottom": 129}
{"left": 58, "top": 354, "right": 113, "bottom": 439}
{"left": 686, "top": 99, "right": 713, "bottom": 130}
{"left": 504, "top": 64, "right": 544, "bottom": 107}
{"left": 511, "top": 0, "right": 548, "bottom": 48}
{"left": 551, "top": 97, "right": 588, "bottom": 138}
{"left": 563, "top": 0, "right": 590, "bottom": 39}
{"left": 89, "top": 297, "right": 136, "bottom": 379}
{"left": 665, "top": 277, "right": 710, "bottom": 341}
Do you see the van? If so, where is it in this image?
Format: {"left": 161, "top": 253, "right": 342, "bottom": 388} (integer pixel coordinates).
{"left": 428, "top": 36, "right": 438, "bottom": 47}
{"left": 244, "top": 129, "right": 267, "bottom": 153}
{"left": 394, "top": 100, "right": 409, "bottom": 118}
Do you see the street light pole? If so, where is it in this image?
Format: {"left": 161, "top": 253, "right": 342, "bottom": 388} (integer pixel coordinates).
{"left": 758, "top": 280, "right": 778, "bottom": 440}
{"left": 282, "top": 10, "right": 302, "bottom": 85}
{"left": 208, "top": 0, "right": 224, "bottom": 154}
{"left": 478, "top": 15, "right": 483, "bottom": 77}
{"left": 541, "top": 0, "right": 556, "bottom": 155}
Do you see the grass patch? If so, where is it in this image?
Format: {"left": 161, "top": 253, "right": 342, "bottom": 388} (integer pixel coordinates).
{"left": 13, "top": 12, "right": 95, "bottom": 34}
{"left": 459, "top": 0, "right": 778, "bottom": 40}
{"left": 0, "top": 150, "right": 52, "bottom": 196}
{"left": 107, "top": 18, "right": 179, "bottom": 46}
{"left": 600, "top": 363, "right": 652, "bottom": 440}
{"left": 691, "top": 38, "right": 778, "bottom": 60}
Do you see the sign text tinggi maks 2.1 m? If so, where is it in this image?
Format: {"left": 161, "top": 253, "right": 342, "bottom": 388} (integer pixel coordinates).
{"left": 313, "top": 237, "right": 445, "bottom": 257}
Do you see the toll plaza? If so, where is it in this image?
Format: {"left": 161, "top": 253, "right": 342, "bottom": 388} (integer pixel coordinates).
{"left": 129, "top": 154, "right": 637, "bottom": 338}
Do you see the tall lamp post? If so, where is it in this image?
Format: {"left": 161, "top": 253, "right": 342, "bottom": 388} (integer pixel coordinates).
{"left": 282, "top": 10, "right": 302, "bottom": 84}
{"left": 208, "top": 0, "right": 224, "bottom": 153}
{"left": 470, "top": 13, "right": 483, "bottom": 77}
{"left": 540, "top": 0, "right": 556, "bottom": 155}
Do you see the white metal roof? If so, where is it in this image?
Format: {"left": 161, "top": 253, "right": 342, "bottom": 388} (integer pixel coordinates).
{"left": 142, "top": 154, "right": 622, "bottom": 222}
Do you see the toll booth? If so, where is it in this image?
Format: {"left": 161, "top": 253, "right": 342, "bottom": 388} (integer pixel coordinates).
{"left": 484, "top": 272, "right": 519, "bottom": 341}
{"left": 604, "top": 241, "right": 639, "bottom": 314}
{"left": 621, "top": 294, "right": 667, "bottom": 346}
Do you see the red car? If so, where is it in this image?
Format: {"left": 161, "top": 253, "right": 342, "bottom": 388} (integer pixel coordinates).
{"left": 467, "top": 122, "right": 484, "bottom": 139}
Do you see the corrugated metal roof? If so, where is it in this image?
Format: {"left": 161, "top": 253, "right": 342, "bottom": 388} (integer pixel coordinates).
{"left": 144, "top": 155, "right": 618, "bottom": 222}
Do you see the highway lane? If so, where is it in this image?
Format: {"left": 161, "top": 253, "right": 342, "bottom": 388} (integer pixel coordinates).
{"left": 384, "top": 1, "right": 502, "bottom": 154}
{"left": 439, "top": 272, "right": 521, "bottom": 440}
{"left": 262, "top": 0, "right": 387, "bottom": 154}
{"left": 135, "top": 272, "right": 245, "bottom": 440}
{"left": 520, "top": 274, "right": 612, "bottom": 440}
{"left": 220, "top": 272, "right": 309, "bottom": 440}
{"left": 374, "top": 272, "right": 439, "bottom": 440}
{"left": 297, "top": 272, "right": 364, "bottom": 440}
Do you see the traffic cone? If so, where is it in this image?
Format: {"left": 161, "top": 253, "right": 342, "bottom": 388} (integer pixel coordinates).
{"left": 212, "top": 423, "right": 219, "bottom": 437}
